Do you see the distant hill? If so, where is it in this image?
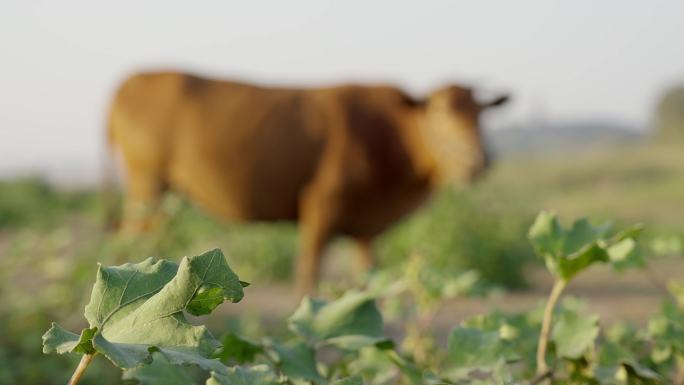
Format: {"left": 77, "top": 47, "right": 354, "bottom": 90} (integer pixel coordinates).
{"left": 486, "top": 121, "right": 648, "bottom": 157}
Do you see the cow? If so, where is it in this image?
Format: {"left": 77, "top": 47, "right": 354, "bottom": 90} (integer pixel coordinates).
{"left": 107, "top": 71, "right": 509, "bottom": 294}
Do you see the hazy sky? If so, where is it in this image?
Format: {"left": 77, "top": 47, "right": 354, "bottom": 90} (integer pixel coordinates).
{"left": 1, "top": 0, "right": 682, "bottom": 182}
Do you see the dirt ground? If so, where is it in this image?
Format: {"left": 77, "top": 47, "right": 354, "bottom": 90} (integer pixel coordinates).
{"left": 216, "top": 256, "right": 684, "bottom": 338}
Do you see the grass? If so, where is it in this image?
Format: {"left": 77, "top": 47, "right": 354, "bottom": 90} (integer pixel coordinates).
{"left": 483, "top": 141, "right": 684, "bottom": 234}
{"left": 0, "top": 139, "right": 682, "bottom": 384}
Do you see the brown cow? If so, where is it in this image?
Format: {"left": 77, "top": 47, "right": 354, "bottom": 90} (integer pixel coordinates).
{"left": 108, "top": 71, "right": 509, "bottom": 293}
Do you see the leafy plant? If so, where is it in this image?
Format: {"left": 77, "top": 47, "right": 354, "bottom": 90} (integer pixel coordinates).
{"left": 528, "top": 211, "right": 643, "bottom": 376}
{"left": 379, "top": 187, "right": 533, "bottom": 289}
{"left": 43, "top": 249, "right": 246, "bottom": 384}
{"left": 42, "top": 212, "right": 682, "bottom": 385}
{"left": 42, "top": 249, "right": 389, "bottom": 385}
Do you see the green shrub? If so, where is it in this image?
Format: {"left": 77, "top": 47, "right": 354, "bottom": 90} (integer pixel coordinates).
{"left": 40, "top": 215, "right": 682, "bottom": 384}
{"left": 379, "top": 187, "right": 534, "bottom": 289}
{"left": 0, "top": 178, "right": 96, "bottom": 229}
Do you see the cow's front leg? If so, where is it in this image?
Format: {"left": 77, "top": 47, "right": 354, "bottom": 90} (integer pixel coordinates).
{"left": 296, "top": 184, "right": 340, "bottom": 296}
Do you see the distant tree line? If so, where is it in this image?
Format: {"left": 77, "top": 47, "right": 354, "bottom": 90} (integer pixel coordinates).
{"left": 656, "top": 85, "right": 684, "bottom": 140}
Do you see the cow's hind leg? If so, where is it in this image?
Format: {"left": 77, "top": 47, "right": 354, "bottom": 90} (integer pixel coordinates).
{"left": 120, "top": 167, "right": 166, "bottom": 235}
{"left": 355, "top": 236, "right": 375, "bottom": 273}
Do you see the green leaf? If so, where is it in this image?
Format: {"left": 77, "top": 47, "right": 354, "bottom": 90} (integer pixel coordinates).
{"left": 648, "top": 301, "right": 684, "bottom": 354}
{"left": 264, "top": 339, "right": 324, "bottom": 383}
{"left": 43, "top": 248, "right": 244, "bottom": 372}
{"left": 43, "top": 324, "right": 96, "bottom": 355}
{"left": 383, "top": 349, "right": 425, "bottom": 385}
{"left": 528, "top": 212, "right": 642, "bottom": 280}
{"left": 122, "top": 352, "right": 196, "bottom": 385}
{"left": 460, "top": 310, "right": 541, "bottom": 368}
{"left": 669, "top": 281, "right": 684, "bottom": 308}
{"left": 188, "top": 287, "right": 227, "bottom": 316}
{"left": 528, "top": 211, "right": 565, "bottom": 258}
{"left": 207, "top": 365, "right": 280, "bottom": 385}
{"left": 607, "top": 238, "right": 639, "bottom": 265}
{"left": 622, "top": 361, "right": 664, "bottom": 383}
{"left": 611, "top": 224, "right": 644, "bottom": 242}
{"left": 323, "top": 335, "right": 390, "bottom": 351}
{"left": 288, "top": 290, "right": 384, "bottom": 349}
{"left": 608, "top": 225, "right": 645, "bottom": 271}
{"left": 331, "top": 375, "right": 363, "bottom": 385}
{"left": 562, "top": 218, "right": 610, "bottom": 256}
{"left": 552, "top": 311, "right": 599, "bottom": 359}
{"left": 447, "top": 327, "right": 503, "bottom": 368}
{"left": 215, "top": 332, "right": 263, "bottom": 364}
{"left": 555, "top": 243, "right": 609, "bottom": 281}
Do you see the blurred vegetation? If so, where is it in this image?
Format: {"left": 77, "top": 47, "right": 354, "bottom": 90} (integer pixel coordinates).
{"left": 378, "top": 188, "right": 533, "bottom": 289}
{"left": 37, "top": 216, "right": 684, "bottom": 385}
{"left": 656, "top": 85, "right": 684, "bottom": 141}
{"left": 0, "top": 140, "right": 683, "bottom": 383}
{"left": 0, "top": 178, "right": 97, "bottom": 229}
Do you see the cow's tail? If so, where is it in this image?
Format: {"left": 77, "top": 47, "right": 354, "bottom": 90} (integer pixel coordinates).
{"left": 100, "top": 110, "right": 120, "bottom": 231}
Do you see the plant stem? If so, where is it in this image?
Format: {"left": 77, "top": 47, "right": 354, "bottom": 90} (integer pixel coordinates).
{"left": 642, "top": 262, "right": 670, "bottom": 298}
{"left": 530, "top": 369, "right": 553, "bottom": 385}
{"left": 536, "top": 279, "right": 567, "bottom": 376}
{"left": 675, "top": 353, "right": 684, "bottom": 385}
{"left": 68, "top": 353, "right": 94, "bottom": 385}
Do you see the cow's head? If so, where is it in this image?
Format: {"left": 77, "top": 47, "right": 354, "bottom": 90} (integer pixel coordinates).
{"left": 421, "top": 86, "right": 509, "bottom": 184}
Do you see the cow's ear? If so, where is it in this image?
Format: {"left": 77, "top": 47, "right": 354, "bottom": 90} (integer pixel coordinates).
{"left": 482, "top": 94, "right": 510, "bottom": 108}
{"left": 401, "top": 92, "right": 425, "bottom": 108}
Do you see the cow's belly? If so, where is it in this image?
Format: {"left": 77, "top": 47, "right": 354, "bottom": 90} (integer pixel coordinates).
{"left": 169, "top": 162, "right": 301, "bottom": 222}
{"left": 337, "top": 180, "right": 433, "bottom": 238}
{"left": 167, "top": 129, "right": 322, "bottom": 222}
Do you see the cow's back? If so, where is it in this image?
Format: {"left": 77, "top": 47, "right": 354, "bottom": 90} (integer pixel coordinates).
{"left": 110, "top": 72, "right": 329, "bottom": 221}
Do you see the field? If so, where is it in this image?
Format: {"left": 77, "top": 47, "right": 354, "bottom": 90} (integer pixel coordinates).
{"left": 1, "top": 140, "right": 683, "bottom": 384}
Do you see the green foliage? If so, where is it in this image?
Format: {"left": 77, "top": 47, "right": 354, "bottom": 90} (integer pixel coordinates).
{"left": 528, "top": 211, "right": 643, "bottom": 281}
{"left": 40, "top": 213, "right": 684, "bottom": 385}
{"left": 379, "top": 187, "right": 533, "bottom": 289}
{"left": 330, "top": 376, "right": 363, "bottom": 385}
{"left": 0, "top": 178, "right": 96, "bottom": 229}
{"left": 2, "top": 147, "right": 683, "bottom": 385}
{"left": 264, "top": 339, "right": 323, "bottom": 382}
{"left": 0, "top": 170, "right": 672, "bottom": 385}
{"left": 288, "top": 291, "right": 386, "bottom": 350}
{"left": 43, "top": 249, "right": 243, "bottom": 371}
{"left": 122, "top": 352, "right": 196, "bottom": 385}
{"left": 0, "top": 176, "right": 547, "bottom": 383}
{"left": 215, "top": 333, "right": 263, "bottom": 364}
{"left": 551, "top": 310, "right": 599, "bottom": 359}
{"left": 656, "top": 85, "right": 684, "bottom": 140}
{"left": 650, "top": 234, "right": 683, "bottom": 257}
{"left": 42, "top": 250, "right": 423, "bottom": 385}
{"left": 648, "top": 301, "right": 684, "bottom": 364}
{"left": 447, "top": 327, "right": 505, "bottom": 369}
{"left": 207, "top": 365, "right": 279, "bottom": 385}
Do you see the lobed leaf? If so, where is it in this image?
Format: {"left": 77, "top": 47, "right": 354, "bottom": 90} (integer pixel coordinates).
{"left": 207, "top": 365, "right": 281, "bottom": 385}
{"left": 330, "top": 375, "right": 363, "bottom": 385}
{"left": 528, "top": 211, "right": 642, "bottom": 280}
{"left": 264, "top": 339, "right": 324, "bottom": 383}
{"left": 288, "top": 290, "right": 386, "bottom": 350}
{"left": 122, "top": 352, "right": 196, "bottom": 385}
{"left": 215, "top": 332, "right": 263, "bottom": 364}
{"left": 42, "top": 248, "right": 244, "bottom": 372}
{"left": 551, "top": 311, "right": 599, "bottom": 359}
{"left": 43, "top": 324, "right": 96, "bottom": 355}
{"left": 447, "top": 327, "right": 505, "bottom": 369}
